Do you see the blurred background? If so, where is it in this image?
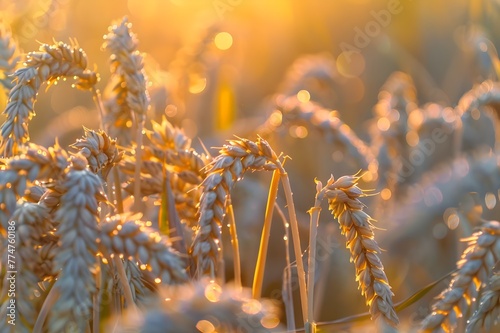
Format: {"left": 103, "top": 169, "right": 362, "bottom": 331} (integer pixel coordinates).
{"left": 2, "top": 0, "right": 500, "bottom": 331}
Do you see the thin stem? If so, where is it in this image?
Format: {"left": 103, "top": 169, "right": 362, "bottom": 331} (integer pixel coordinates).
{"left": 227, "top": 197, "right": 242, "bottom": 291}
{"left": 112, "top": 167, "right": 124, "bottom": 213}
{"left": 112, "top": 255, "right": 138, "bottom": 315}
{"left": 313, "top": 224, "right": 334, "bottom": 319}
{"left": 275, "top": 202, "right": 295, "bottom": 332}
{"left": 307, "top": 188, "right": 324, "bottom": 331}
{"left": 91, "top": 88, "right": 106, "bottom": 131}
{"left": 278, "top": 168, "right": 308, "bottom": 325}
{"left": 33, "top": 283, "right": 60, "bottom": 333}
{"left": 93, "top": 260, "right": 102, "bottom": 333}
{"left": 132, "top": 116, "right": 144, "bottom": 212}
{"left": 159, "top": 161, "right": 170, "bottom": 237}
{"left": 252, "top": 170, "right": 281, "bottom": 299}
{"left": 108, "top": 168, "right": 137, "bottom": 317}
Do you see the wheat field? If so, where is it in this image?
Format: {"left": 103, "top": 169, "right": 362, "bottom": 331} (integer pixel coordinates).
{"left": 0, "top": 1, "right": 500, "bottom": 332}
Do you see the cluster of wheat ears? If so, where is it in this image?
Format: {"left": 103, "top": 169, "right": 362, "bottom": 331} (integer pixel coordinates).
{"left": 0, "top": 17, "right": 499, "bottom": 333}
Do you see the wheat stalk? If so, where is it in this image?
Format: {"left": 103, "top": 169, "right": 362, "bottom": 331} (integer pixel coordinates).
{"left": 190, "top": 136, "right": 310, "bottom": 324}
{"left": 0, "top": 42, "right": 97, "bottom": 157}
{"left": 421, "top": 221, "right": 500, "bottom": 332}
{"left": 190, "top": 137, "right": 279, "bottom": 278}
{"left": 103, "top": 17, "right": 150, "bottom": 212}
{"left": 0, "top": 22, "right": 21, "bottom": 91}
{"left": 324, "top": 174, "right": 399, "bottom": 327}
{"left": 47, "top": 154, "right": 105, "bottom": 332}
{"left": 465, "top": 271, "right": 500, "bottom": 333}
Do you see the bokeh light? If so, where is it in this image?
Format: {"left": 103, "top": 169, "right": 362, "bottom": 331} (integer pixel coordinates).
{"left": 214, "top": 32, "right": 233, "bottom": 50}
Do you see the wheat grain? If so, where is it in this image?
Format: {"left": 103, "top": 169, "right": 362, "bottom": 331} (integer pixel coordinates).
{"left": 71, "top": 127, "right": 122, "bottom": 179}
{"left": 0, "top": 42, "right": 97, "bottom": 157}
{"left": 0, "top": 22, "right": 21, "bottom": 91}
{"left": 465, "top": 272, "right": 500, "bottom": 333}
{"left": 421, "top": 221, "right": 500, "bottom": 332}
{"left": 48, "top": 154, "right": 106, "bottom": 332}
{"left": 324, "top": 174, "right": 399, "bottom": 327}
{"left": 98, "top": 214, "right": 188, "bottom": 284}
{"left": 34, "top": 232, "right": 59, "bottom": 279}
{"left": 190, "top": 137, "right": 279, "bottom": 278}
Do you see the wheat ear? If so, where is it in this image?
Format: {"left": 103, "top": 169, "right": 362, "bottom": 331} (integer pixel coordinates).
{"left": 465, "top": 271, "right": 500, "bottom": 333}
{"left": 47, "top": 154, "right": 105, "bottom": 332}
{"left": 103, "top": 17, "right": 149, "bottom": 141}
{"left": 0, "top": 23, "right": 21, "bottom": 91}
{"left": 0, "top": 203, "right": 49, "bottom": 333}
{"left": 324, "top": 174, "right": 399, "bottom": 327}
{"left": 421, "top": 221, "right": 500, "bottom": 332}
{"left": 191, "top": 137, "right": 279, "bottom": 278}
{"left": 71, "top": 127, "right": 122, "bottom": 180}
{"left": 0, "top": 143, "right": 69, "bottom": 231}
{"left": 98, "top": 214, "right": 188, "bottom": 284}
{"left": 103, "top": 17, "right": 149, "bottom": 212}
{"left": 120, "top": 116, "right": 207, "bottom": 225}
{"left": 371, "top": 72, "right": 417, "bottom": 196}
{"left": 191, "top": 136, "right": 309, "bottom": 323}
{"left": 0, "top": 42, "right": 97, "bottom": 157}
{"left": 261, "top": 95, "right": 376, "bottom": 172}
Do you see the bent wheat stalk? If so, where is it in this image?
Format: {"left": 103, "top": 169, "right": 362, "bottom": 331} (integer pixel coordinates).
{"left": 0, "top": 42, "right": 97, "bottom": 157}
{"left": 323, "top": 174, "right": 399, "bottom": 327}
{"left": 103, "top": 17, "right": 150, "bottom": 211}
{"left": 190, "top": 136, "right": 309, "bottom": 323}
